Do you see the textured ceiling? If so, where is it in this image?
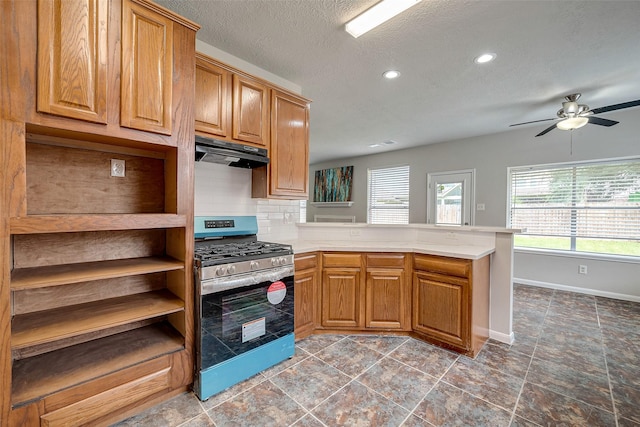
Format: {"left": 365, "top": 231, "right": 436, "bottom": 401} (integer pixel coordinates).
{"left": 156, "top": 0, "right": 640, "bottom": 164}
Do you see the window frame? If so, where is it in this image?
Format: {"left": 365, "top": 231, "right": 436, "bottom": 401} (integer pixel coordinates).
{"left": 507, "top": 156, "right": 640, "bottom": 259}
{"left": 367, "top": 164, "right": 410, "bottom": 224}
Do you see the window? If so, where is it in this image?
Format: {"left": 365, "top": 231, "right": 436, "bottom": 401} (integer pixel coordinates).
{"left": 509, "top": 158, "right": 640, "bottom": 257}
{"left": 368, "top": 165, "right": 410, "bottom": 224}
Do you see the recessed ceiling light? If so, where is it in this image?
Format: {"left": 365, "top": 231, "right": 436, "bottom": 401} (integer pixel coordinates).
{"left": 383, "top": 70, "right": 400, "bottom": 79}
{"left": 474, "top": 53, "right": 496, "bottom": 64}
{"left": 345, "top": 0, "right": 422, "bottom": 38}
{"left": 369, "top": 143, "right": 382, "bottom": 148}
{"left": 382, "top": 140, "right": 397, "bottom": 145}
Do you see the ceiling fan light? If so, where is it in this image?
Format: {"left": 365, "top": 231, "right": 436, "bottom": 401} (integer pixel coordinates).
{"left": 557, "top": 117, "right": 589, "bottom": 130}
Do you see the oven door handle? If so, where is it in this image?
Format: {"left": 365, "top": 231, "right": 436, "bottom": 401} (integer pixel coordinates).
{"left": 200, "top": 265, "right": 294, "bottom": 295}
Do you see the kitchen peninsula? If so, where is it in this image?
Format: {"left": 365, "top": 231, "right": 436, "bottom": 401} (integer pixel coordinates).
{"left": 287, "top": 222, "right": 518, "bottom": 356}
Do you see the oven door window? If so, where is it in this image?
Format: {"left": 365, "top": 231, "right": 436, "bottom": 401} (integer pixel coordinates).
{"left": 200, "top": 276, "right": 294, "bottom": 370}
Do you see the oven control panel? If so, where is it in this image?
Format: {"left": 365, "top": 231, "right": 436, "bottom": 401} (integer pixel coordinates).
{"left": 205, "top": 219, "right": 235, "bottom": 229}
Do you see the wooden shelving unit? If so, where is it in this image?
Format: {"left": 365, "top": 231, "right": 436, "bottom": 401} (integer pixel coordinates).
{"left": 11, "top": 324, "right": 184, "bottom": 406}
{"left": 12, "top": 290, "right": 184, "bottom": 350}
{"left": 11, "top": 257, "right": 184, "bottom": 290}
{"left": 1, "top": 0, "right": 198, "bottom": 423}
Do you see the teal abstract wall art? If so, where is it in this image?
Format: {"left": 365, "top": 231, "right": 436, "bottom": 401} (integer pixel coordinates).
{"left": 314, "top": 166, "right": 353, "bottom": 202}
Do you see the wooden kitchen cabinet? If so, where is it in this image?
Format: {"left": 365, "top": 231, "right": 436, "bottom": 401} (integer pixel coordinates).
{"left": 321, "top": 253, "right": 363, "bottom": 329}
{"left": 294, "top": 252, "right": 320, "bottom": 340}
{"left": 365, "top": 254, "right": 411, "bottom": 331}
{"left": 194, "top": 52, "right": 268, "bottom": 148}
{"left": 1, "top": 0, "right": 198, "bottom": 425}
{"left": 37, "top": 0, "right": 109, "bottom": 124}
{"left": 120, "top": 0, "right": 174, "bottom": 135}
{"left": 232, "top": 73, "right": 269, "bottom": 146}
{"left": 252, "top": 89, "right": 310, "bottom": 199}
{"left": 31, "top": 0, "right": 197, "bottom": 146}
{"left": 195, "top": 53, "right": 231, "bottom": 138}
{"left": 412, "top": 254, "right": 490, "bottom": 357}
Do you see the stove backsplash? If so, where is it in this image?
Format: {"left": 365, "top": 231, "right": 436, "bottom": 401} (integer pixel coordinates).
{"left": 194, "top": 162, "right": 301, "bottom": 241}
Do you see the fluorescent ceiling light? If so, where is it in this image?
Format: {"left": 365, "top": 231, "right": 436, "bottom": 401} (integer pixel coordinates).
{"left": 556, "top": 117, "right": 589, "bottom": 130}
{"left": 474, "top": 53, "right": 496, "bottom": 64}
{"left": 345, "top": 0, "right": 422, "bottom": 38}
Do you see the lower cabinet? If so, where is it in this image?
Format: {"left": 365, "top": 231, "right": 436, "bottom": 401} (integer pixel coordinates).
{"left": 293, "top": 253, "right": 319, "bottom": 340}
{"left": 317, "top": 252, "right": 410, "bottom": 331}
{"left": 412, "top": 254, "right": 490, "bottom": 357}
{"left": 321, "top": 253, "right": 363, "bottom": 329}
{"left": 364, "top": 254, "right": 411, "bottom": 331}
{"left": 292, "top": 250, "right": 490, "bottom": 356}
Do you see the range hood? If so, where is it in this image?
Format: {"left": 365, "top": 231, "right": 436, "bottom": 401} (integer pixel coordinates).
{"left": 195, "top": 135, "right": 269, "bottom": 169}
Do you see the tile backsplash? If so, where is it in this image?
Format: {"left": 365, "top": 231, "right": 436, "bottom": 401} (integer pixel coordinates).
{"left": 194, "top": 162, "right": 301, "bottom": 241}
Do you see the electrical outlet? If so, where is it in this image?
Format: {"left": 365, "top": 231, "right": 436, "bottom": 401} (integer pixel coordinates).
{"left": 350, "top": 229, "right": 361, "bottom": 237}
{"left": 111, "top": 159, "right": 125, "bottom": 177}
{"left": 476, "top": 203, "right": 486, "bottom": 211}
{"left": 579, "top": 265, "right": 588, "bottom": 274}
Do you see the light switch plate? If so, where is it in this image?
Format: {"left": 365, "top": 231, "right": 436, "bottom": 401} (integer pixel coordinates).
{"left": 476, "top": 203, "right": 485, "bottom": 211}
{"left": 111, "top": 159, "right": 125, "bottom": 177}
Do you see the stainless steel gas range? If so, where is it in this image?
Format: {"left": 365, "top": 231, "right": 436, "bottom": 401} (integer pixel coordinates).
{"left": 193, "top": 216, "right": 295, "bottom": 401}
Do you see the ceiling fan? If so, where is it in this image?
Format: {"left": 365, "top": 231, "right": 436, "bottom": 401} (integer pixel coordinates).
{"left": 510, "top": 93, "right": 640, "bottom": 137}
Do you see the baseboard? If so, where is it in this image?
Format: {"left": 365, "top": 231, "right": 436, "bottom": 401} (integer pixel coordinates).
{"left": 514, "top": 278, "right": 640, "bottom": 303}
{"left": 489, "top": 330, "right": 514, "bottom": 345}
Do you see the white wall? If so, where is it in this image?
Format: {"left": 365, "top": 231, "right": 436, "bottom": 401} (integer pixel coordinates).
{"left": 194, "top": 162, "right": 300, "bottom": 241}
{"left": 308, "top": 107, "right": 640, "bottom": 300}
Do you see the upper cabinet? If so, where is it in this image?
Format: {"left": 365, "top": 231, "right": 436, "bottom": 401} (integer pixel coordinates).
{"left": 195, "top": 52, "right": 311, "bottom": 200}
{"left": 195, "top": 53, "right": 231, "bottom": 138}
{"left": 265, "top": 89, "right": 310, "bottom": 198}
{"left": 37, "top": 0, "right": 109, "bottom": 124}
{"left": 232, "top": 74, "right": 269, "bottom": 146}
{"left": 120, "top": 0, "right": 174, "bottom": 135}
{"left": 194, "top": 54, "right": 268, "bottom": 148}
{"left": 33, "top": 0, "right": 199, "bottom": 146}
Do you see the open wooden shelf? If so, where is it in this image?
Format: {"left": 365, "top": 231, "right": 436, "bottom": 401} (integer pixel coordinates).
{"left": 10, "top": 214, "right": 187, "bottom": 234}
{"left": 11, "top": 324, "right": 184, "bottom": 406}
{"left": 11, "top": 290, "right": 184, "bottom": 351}
{"left": 11, "top": 256, "right": 184, "bottom": 291}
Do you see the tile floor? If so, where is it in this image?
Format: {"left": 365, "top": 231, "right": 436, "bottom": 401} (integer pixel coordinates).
{"left": 113, "top": 284, "right": 640, "bottom": 426}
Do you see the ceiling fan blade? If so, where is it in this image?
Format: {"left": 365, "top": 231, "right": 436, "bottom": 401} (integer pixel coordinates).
{"left": 535, "top": 123, "right": 558, "bottom": 137}
{"left": 588, "top": 116, "right": 619, "bottom": 127}
{"left": 590, "top": 99, "right": 640, "bottom": 115}
{"left": 510, "top": 117, "right": 556, "bottom": 127}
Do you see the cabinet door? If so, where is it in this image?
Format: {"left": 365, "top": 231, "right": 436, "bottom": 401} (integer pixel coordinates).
{"left": 195, "top": 55, "right": 231, "bottom": 138}
{"left": 37, "top": 0, "right": 108, "bottom": 124}
{"left": 321, "top": 268, "right": 362, "bottom": 328}
{"left": 365, "top": 268, "right": 405, "bottom": 330}
{"left": 121, "top": 0, "right": 173, "bottom": 135}
{"left": 294, "top": 268, "right": 317, "bottom": 340}
{"left": 232, "top": 74, "right": 268, "bottom": 146}
{"left": 269, "top": 90, "right": 309, "bottom": 198}
{"left": 412, "top": 272, "right": 469, "bottom": 349}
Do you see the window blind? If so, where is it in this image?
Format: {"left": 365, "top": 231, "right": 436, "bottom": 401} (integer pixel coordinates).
{"left": 509, "top": 158, "right": 640, "bottom": 256}
{"left": 368, "top": 165, "right": 410, "bottom": 224}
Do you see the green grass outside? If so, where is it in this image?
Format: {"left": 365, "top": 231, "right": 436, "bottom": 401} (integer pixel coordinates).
{"left": 514, "top": 235, "right": 640, "bottom": 256}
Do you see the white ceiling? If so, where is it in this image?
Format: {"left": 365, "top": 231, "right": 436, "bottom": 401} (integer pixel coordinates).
{"left": 156, "top": 0, "right": 640, "bottom": 164}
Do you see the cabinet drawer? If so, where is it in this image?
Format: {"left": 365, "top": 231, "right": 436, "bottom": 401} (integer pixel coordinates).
{"left": 41, "top": 366, "right": 170, "bottom": 426}
{"left": 365, "top": 253, "right": 406, "bottom": 269}
{"left": 322, "top": 253, "right": 361, "bottom": 268}
{"left": 295, "top": 252, "right": 318, "bottom": 271}
{"left": 414, "top": 255, "right": 470, "bottom": 278}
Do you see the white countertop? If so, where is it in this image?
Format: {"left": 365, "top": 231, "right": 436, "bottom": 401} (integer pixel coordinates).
{"left": 283, "top": 240, "right": 495, "bottom": 260}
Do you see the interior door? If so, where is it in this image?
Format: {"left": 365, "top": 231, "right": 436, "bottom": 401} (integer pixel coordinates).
{"left": 427, "top": 170, "right": 475, "bottom": 226}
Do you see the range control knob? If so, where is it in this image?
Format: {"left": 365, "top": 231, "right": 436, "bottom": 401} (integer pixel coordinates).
{"left": 215, "top": 267, "right": 225, "bottom": 277}
{"left": 271, "top": 258, "right": 279, "bottom": 266}
{"left": 250, "top": 261, "right": 260, "bottom": 270}
{"left": 227, "top": 265, "right": 236, "bottom": 275}
{"left": 279, "top": 257, "right": 288, "bottom": 265}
